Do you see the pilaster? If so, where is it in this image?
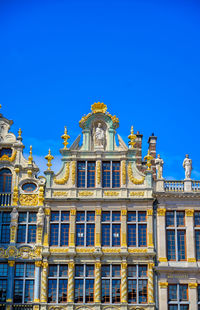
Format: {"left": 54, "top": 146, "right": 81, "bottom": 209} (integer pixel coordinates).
{"left": 157, "top": 207, "right": 167, "bottom": 262}
{"left": 95, "top": 209, "right": 101, "bottom": 247}
{"left": 148, "top": 263, "right": 155, "bottom": 303}
{"left": 94, "top": 261, "right": 101, "bottom": 303}
{"left": 67, "top": 261, "right": 75, "bottom": 303}
{"left": 96, "top": 160, "right": 101, "bottom": 188}
{"left": 158, "top": 282, "right": 168, "bottom": 310}
{"left": 34, "top": 261, "right": 42, "bottom": 302}
{"left": 44, "top": 208, "right": 51, "bottom": 247}
{"left": 40, "top": 260, "right": 48, "bottom": 303}
{"left": 6, "top": 260, "right": 15, "bottom": 303}
{"left": 121, "top": 262, "right": 127, "bottom": 303}
{"left": 69, "top": 209, "right": 76, "bottom": 247}
{"left": 147, "top": 209, "right": 154, "bottom": 249}
{"left": 121, "top": 209, "right": 127, "bottom": 248}
{"left": 185, "top": 209, "right": 196, "bottom": 262}
{"left": 189, "top": 283, "right": 198, "bottom": 310}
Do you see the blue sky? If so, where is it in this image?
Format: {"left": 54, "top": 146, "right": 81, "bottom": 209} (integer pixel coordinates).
{"left": 0, "top": 0, "right": 200, "bottom": 179}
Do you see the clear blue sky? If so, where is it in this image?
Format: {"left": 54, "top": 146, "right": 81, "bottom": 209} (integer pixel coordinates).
{"left": 0, "top": 0, "right": 200, "bottom": 179}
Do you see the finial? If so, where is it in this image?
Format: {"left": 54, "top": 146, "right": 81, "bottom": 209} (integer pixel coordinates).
{"left": 128, "top": 126, "right": 137, "bottom": 149}
{"left": 45, "top": 149, "right": 54, "bottom": 171}
{"left": 0, "top": 104, "right": 2, "bottom": 109}
{"left": 144, "top": 149, "right": 154, "bottom": 171}
{"left": 18, "top": 128, "right": 22, "bottom": 139}
{"left": 61, "top": 126, "right": 70, "bottom": 149}
{"left": 28, "top": 145, "right": 33, "bottom": 165}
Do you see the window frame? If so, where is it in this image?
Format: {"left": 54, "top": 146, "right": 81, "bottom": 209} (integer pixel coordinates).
{"left": 48, "top": 264, "right": 68, "bottom": 303}
{"left": 74, "top": 264, "right": 95, "bottom": 303}
{"left": 102, "top": 161, "right": 120, "bottom": 188}
{"left": 101, "top": 211, "right": 121, "bottom": 247}
{"left": 101, "top": 264, "right": 121, "bottom": 304}
{"left": 194, "top": 211, "right": 200, "bottom": 261}
{"left": 50, "top": 211, "right": 70, "bottom": 247}
{"left": 76, "top": 211, "right": 95, "bottom": 247}
{"left": 0, "top": 263, "right": 8, "bottom": 302}
{"left": 127, "top": 211, "right": 147, "bottom": 248}
{"left": 0, "top": 211, "right": 10, "bottom": 244}
{"left": 77, "top": 161, "right": 96, "bottom": 188}
{"left": 14, "top": 263, "right": 35, "bottom": 304}
{"left": 127, "top": 264, "right": 148, "bottom": 304}
{"left": 17, "top": 212, "right": 37, "bottom": 244}
{"left": 168, "top": 284, "right": 189, "bottom": 310}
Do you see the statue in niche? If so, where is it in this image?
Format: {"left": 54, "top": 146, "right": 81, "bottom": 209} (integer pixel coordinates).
{"left": 37, "top": 207, "right": 44, "bottom": 226}
{"left": 94, "top": 123, "right": 105, "bottom": 148}
{"left": 183, "top": 154, "right": 192, "bottom": 179}
{"left": 155, "top": 154, "right": 164, "bottom": 179}
{"left": 10, "top": 207, "right": 18, "bottom": 223}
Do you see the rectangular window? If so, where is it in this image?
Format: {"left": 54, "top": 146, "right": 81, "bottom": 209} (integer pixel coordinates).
{"left": 102, "top": 161, "right": 120, "bottom": 188}
{"left": 102, "top": 211, "right": 121, "bottom": 247}
{"left": 74, "top": 265, "right": 94, "bottom": 303}
{"left": 166, "top": 211, "right": 186, "bottom": 261}
{"left": 77, "top": 161, "right": 96, "bottom": 188}
{"left": 14, "top": 263, "right": 35, "bottom": 303}
{"left": 50, "top": 211, "right": 70, "bottom": 246}
{"left": 101, "top": 265, "right": 121, "bottom": 303}
{"left": 0, "top": 212, "right": 10, "bottom": 243}
{"left": 168, "top": 284, "right": 189, "bottom": 310}
{"left": 17, "top": 212, "right": 37, "bottom": 244}
{"left": 128, "top": 265, "right": 148, "bottom": 304}
{"left": 76, "top": 211, "right": 95, "bottom": 247}
{"left": 48, "top": 265, "right": 68, "bottom": 303}
{"left": 0, "top": 263, "right": 8, "bottom": 302}
{"left": 127, "top": 211, "right": 147, "bottom": 247}
{"left": 195, "top": 212, "right": 200, "bottom": 261}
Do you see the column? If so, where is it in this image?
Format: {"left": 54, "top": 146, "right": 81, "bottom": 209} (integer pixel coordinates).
{"left": 185, "top": 209, "right": 196, "bottom": 262}
{"left": 44, "top": 207, "right": 50, "bottom": 246}
{"left": 147, "top": 209, "right": 154, "bottom": 249}
{"left": 96, "top": 160, "right": 101, "bottom": 188}
{"left": 34, "top": 261, "right": 42, "bottom": 302}
{"left": 67, "top": 261, "right": 75, "bottom": 303}
{"left": 158, "top": 282, "right": 168, "bottom": 310}
{"left": 121, "top": 209, "right": 127, "bottom": 248}
{"left": 189, "top": 283, "right": 198, "bottom": 310}
{"left": 94, "top": 261, "right": 101, "bottom": 303}
{"left": 121, "top": 262, "right": 127, "bottom": 303}
{"left": 6, "top": 260, "right": 15, "bottom": 303}
{"left": 157, "top": 207, "right": 167, "bottom": 262}
{"left": 40, "top": 260, "right": 48, "bottom": 303}
{"left": 148, "top": 263, "right": 155, "bottom": 303}
{"left": 95, "top": 209, "right": 101, "bottom": 247}
{"left": 121, "top": 160, "right": 126, "bottom": 188}
{"left": 69, "top": 209, "right": 76, "bottom": 247}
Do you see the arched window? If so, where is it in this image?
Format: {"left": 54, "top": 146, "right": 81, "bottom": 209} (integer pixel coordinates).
{"left": 0, "top": 169, "right": 12, "bottom": 193}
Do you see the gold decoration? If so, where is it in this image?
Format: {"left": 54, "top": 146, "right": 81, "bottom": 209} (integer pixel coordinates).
{"left": 148, "top": 263, "right": 155, "bottom": 303}
{"left": 38, "top": 186, "right": 44, "bottom": 206}
{"left": 19, "top": 194, "right": 38, "bottom": 206}
{"left": 122, "top": 160, "right": 126, "bottom": 185}
{"left": 54, "top": 162, "right": 70, "bottom": 185}
{"left": 71, "top": 161, "right": 76, "bottom": 185}
{"left": 91, "top": 102, "right": 107, "bottom": 114}
{"left": 45, "top": 208, "right": 51, "bottom": 216}
{"left": 159, "top": 282, "right": 168, "bottom": 288}
{"left": 121, "top": 262, "right": 127, "bottom": 269}
{"left": 36, "top": 226, "right": 43, "bottom": 244}
{"left": 27, "top": 169, "right": 32, "bottom": 177}
{"left": 8, "top": 260, "right": 15, "bottom": 267}
{"left": 95, "top": 209, "right": 101, "bottom": 216}
{"left": 45, "top": 149, "right": 54, "bottom": 171}
{"left": 157, "top": 208, "right": 166, "bottom": 216}
{"left": 147, "top": 209, "right": 153, "bottom": 216}
{"left": 0, "top": 149, "right": 17, "bottom": 162}
{"left": 5, "top": 246, "right": 18, "bottom": 258}
{"left": 130, "top": 191, "right": 145, "bottom": 196}
{"left": 148, "top": 233, "right": 154, "bottom": 247}
{"left": 12, "top": 186, "right": 18, "bottom": 206}
{"left": 0, "top": 248, "right": 5, "bottom": 257}
{"left": 121, "top": 209, "right": 127, "bottom": 216}
{"left": 61, "top": 126, "right": 70, "bottom": 149}
{"left": 189, "top": 283, "right": 198, "bottom": 289}
{"left": 50, "top": 248, "right": 69, "bottom": 253}
{"left": 128, "top": 248, "right": 147, "bottom": 253}
{"left": 53, "top": 191, "right": 68, "bottom": 197}
{"left": 18, "top": 128, "right": 22, "bottom": 138}
{"left": 69, "top": 262, "right": 75, "bottom": 269}
{"left": 128, "top": 126, "right": 136, "bottom": 149}
{"left": 79, "top": 191, "right": 94, "bottom": 196}
{"left": 28, "top": 145, "right": 33, "bottom": 164}
{"left": 128, "top": 163, "right": 145, "bottom": 184}
{"left": 188, "top": 258, "right": 196, "bottom": 262}
{"left": 144, "top": 149, "right": 154, "bottom": 171}
{"left": 122, "top": 233, "right": 127, "bottom": 247}
{"left": 95, "top": 262, "right": 101, "bottom": 269}
{"left": 159, "top": 257, "right": 168, "bottom": 262}
{"left": 97, "top": 160, "right": 101, "bottom": 184}
{"left": 102, "top": 248, "right": 121, "bottom": 253}
{"left": 70, "top": 209, "right": 76, "bottom": 216}
{"left": 69, "top": 232, "right": 75, "bottom": 246}
{"left": 185, "top": 209, "right": 194, "bottom": 217}
{"left": 10, "top": 226, "right": 16, "bottom": 243}
{"left": 76, "top": 248, "right": 95, "bottom": 253}
{"left": 43, "top": 233, "right": 49, "bottom": 246}
{"left": 104, "top": 191, "right": 119, "bottom": 196}
{"left": 95, "top": 232, "right": 101, "bottom": 247}
{"left": 35, "top": 261, "right": 42, "bottom": 267}
{"left": 14, "top": 167, "right": 20, "bottom": 173}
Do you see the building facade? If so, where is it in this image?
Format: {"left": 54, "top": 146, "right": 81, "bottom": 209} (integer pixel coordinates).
{"left": 0, "top": 102, "right": 199, "bottom": 310}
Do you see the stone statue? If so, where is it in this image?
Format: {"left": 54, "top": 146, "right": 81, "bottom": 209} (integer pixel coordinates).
{"left": 37, "top": 207, "right": 44, "bottom": 226}
{"left": 155, "top": 154, "right": 164, "bottom": 179}
{"left": 183, "top": 154, "right": 192, "bottom": 179}
{"left": 94, "top": 123, "right": 105, "bottom": 147}
{"left": 10, "top": 207, "right": 18, "bottom": 223}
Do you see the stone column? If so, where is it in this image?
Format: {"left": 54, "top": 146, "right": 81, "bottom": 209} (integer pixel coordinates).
{"left": 158, "top": 282, "right": 168, "bottom": 310}
{"left": 147, "top": 209, "right": 154, "bottom": 249}
{"left": 121, "top": 160, "right": 126, "bottom": 188}
{"left": 157, "top": 207, "right": 167, "bottom": 263}
{"left": 121, "top": 262, "right": 127, "bottom": 303}
{"left": 121, "top": 209, "right": 127, "bottom": 248}
{"left": 96, "top": 160, "right": 101, "bottom": 188}
{"left": 148, "top": 263, "right": 155, "bottom": 303}
{"left": 185, "top": 209, "right": 196, "bottom": 262}
{"left": 10, "top": 221, "right": 18, "bottom": 244}
{"left": 67, "top": 261, "right": 75, "bottom": 303}
{"left": 69, "top": 209, "right": 76, "bottom": 247}
{"left": 44, "top": 207, "right": 51, "bottom": 247}
{"left": 188, "top": 283, "right": 198, "bottom": 310}
{"left": 40, "top": 261, "right": 48, "bottom": 303}
{"left": 6, "top": 260, "right": 15, "bottom": 303}
{"left": 95, "top": 209, "right": 101, "bottom": 248}
{"left": 94, "top": 261, "right": 101, "bottom": 303}
{"left": 34, "top": 261, "right": 42, "bottom": 302}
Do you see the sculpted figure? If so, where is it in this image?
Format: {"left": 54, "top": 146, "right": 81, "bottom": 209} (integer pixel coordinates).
{"left": 10, "top": 207, "right": 18, "bottom": 223}
{"left": 37, "top": 207, "right": 44, "bottom": 226}
{"left": 155, "top": 154, "right": 164, "bottom": 179}
{"left": 183, "top": 154, "right": 192, "bottom": 179}
{"left": 95, "top": 123, "right": 105, "bottom": 147}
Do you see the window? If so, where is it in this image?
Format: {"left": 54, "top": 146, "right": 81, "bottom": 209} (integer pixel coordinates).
{"left": 0, "top": 168, "right": 12, "bottom": 193}
{"left": 76, "top": 211, "right": 95, "bottom": 247}
{"left": 198, "top": 285, "right": 200, "bottom": 310}
{"left": 102, "top": 211, "right": 121, "bottom": 247}
{"left": 127, "top": 211, "right": 147, "bottom": 247}
{"left": 0, "top": 148, "right": 12, "bottom": 157}
{"left": 22, "top": 183, "right": 37, "bottom": 192}
{"left": 48, "top": 265, "right": 68, "bottom": 303}
{"left": 168, "top": 284, "right": 189, "bottom": 310}
{"left": 17, "top": 212, "right": 37, "bottom": 244}
{"left": 50, "top": 211, "right": 70, "bottom": 246}
{"left": 14, "top": 263, "right": 35, "bottom": 303}
{"left": 0, "top": 212, "right": 10, "bottom": 243}
{"left": 127, "top": 265, "right": 148, "bottom": 304}
{"left": 0, "top": 263, "right": 8, "bottom": 302}
{"left": 195, "top": 212, "right": 200, "bottom": 261}
{"left": 102, "top": 161, "right": 120, "bottom": 188}
{"left": 101, "top": 265, "right": 121, "bottom": 303}
{"left": 77, "top": 161, "right": 95, "bottom": 188}
{"left": 166, "top": 211, "right": 186, "bottom": 261}
{"left": 74, "top": 265, "right": 95, "bottom": 303}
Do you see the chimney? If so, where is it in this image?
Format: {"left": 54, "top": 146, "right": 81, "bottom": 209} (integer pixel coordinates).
{"left": 148, "top": 133, "right": 157, "bottom": 179}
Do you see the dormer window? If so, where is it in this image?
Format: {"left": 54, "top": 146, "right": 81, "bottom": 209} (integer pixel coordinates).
{"left": 0, "top": 148, "right": 12, "bottom": 157}
{"left": 22, "top": 183, "right": 37, "bottom": 193}
{"left": 0, "top": 168, "right": 12, "bottom": 193}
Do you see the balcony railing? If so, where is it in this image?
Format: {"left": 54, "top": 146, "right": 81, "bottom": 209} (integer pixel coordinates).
{"left": 0, "top": 193, "right": 12, "bottom": 206}
{"left": 164, "top": 181, "right": 184, "bottom": 192}
{"left": 192, "top": 181, "right": 200, "bottom": 191}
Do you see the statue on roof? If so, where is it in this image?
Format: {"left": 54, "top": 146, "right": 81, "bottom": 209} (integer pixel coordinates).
{"left": 155, "top": 154, "right": 164, "bottom": 179}
{"left": 183, "top": 154, "right": 192, "bottom": 179}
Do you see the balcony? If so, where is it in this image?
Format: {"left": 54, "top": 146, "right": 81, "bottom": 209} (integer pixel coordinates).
{"left": 156, "top": 179, "right": 200, "bottom": 193}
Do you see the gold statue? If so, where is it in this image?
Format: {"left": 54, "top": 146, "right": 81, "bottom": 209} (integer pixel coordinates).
{"left": 28, "top": 145, "right": 33, "bottom": 165}
{"left": 144, "top": 150, "right": 154, "bottom": 170}
{"left": 128, "top": 126, "right": 136, "bottom": 149}
{"left": 45, "top": 149, "right": 54, "bottom": 171}
{"left": 61, "top": 126, "right": 70, "bottom": 149}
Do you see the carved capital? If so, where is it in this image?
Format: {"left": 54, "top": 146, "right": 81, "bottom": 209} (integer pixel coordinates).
{"left": 159, "top": 282, "right": 168, "bottom": 288}
{"left": 185, "top": 209, "right": 194, "bottom": 217}
{"left": 35, "top": 261, "right": 42, "bottom": 267}
{"left": 95, "top": 209, "right": 101, "bottom": 216}
{"left": 157, "top": 208, "right": 166, "bottom": 216}
{"left": 121, "top": 209, "right": 127, "bottom": 216}
{"left": 147, "top": 209, "right": 153, "bottom": 216}
{"left": 189, "top": 282, "right": 198, "bottom": 289}
{"left": 70, "top": 209, "right": 76, "bottom": 216}
{"left": 44, "top": 208, "right": 51, "bottom": 216}
{"left": 69, "top": 262, "right": 75, "bottom": 269}
{"left": 8, "top": 260, "right": 15, "bottom": 267}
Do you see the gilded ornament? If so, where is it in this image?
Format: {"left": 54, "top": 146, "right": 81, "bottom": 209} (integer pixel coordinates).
{"left": 128, "top": 163, "right": 145, "bottom": 184}
{"left": 35, "top": 261, "right": 42, "bottom": 267}
{"left": 18, "top": 128, "right": 22, "bottom": 138}
{"left": 14, "top": 167, "right": 20, "bottom": 174}
{"left": 19, "top": 194, "right": 38, "bottom": 206}
{"left": 61, "top": 126, "right": 70, "bottom": 149}
{"left": 95, "top": 209, "right": 101, "bottom": 216}
{"left": 128, "top": 126, "right": 137, "bottom": 149}
{"left": 50, "top": 248, "right": 69, "bottom": 253}
{"left": 79, "top": 191, "right": 94, "bottom": 196}
{"left": 121, "top": 209, "right": 127, "bottom": 216}
{"left": 95, "top": 232, "right": 101, "bottom": 247}
{"left": 54, "top": 162, "right": 70, "bottom": 185}
{"left": 148, "top": 233, "right": 154, "bottom": 247}
{"left": 36, "top": 226, "right": 43, "bottom": 244}
{"left": 33, "top": 246, "right": 42, "bottom": 258}
{"left": 53, "top": 191, "right": 68, "bottom": 197}
{"left": 71, "top": 161, "right": 76, "bottom": 185}
{"left": 144, "top": 149, "right": 154, "bottom": 171}
{"left": 8, "top": 260, "right": 15, "bottom": 267}
{"left": 28, "top": 145, "right": 33, "bottom": 165}
{"left": 189, "top": 282, "right": 198, "bottom": 289}
{"left": 104, "top": 191, "right": 119, "bottom": 196}
{"left": 187, "top": 258, "right": 196, "bottom": 262}
{"left": 157, "top": 208, "right": 166, "bottom": 216}
{"left": 185, "top": 209, "right": 194, "bottom": 217}
{"left": 121, "top": 160, "right": 126, "bottom": 185}
{"left": 10, "top": 226, "right": 16, "bottom": 243}
{"left": 122, "top": 232, "right": 127, "bottom": 247}
{"left": 38, "top": 186, "right": 44, "bottom": 206}
{"left": 91, "top": 102, "right": 107, "bottom": 114}
{"left": 69, "top": 232, "right": 75, "bottom": 246}
{"left": 42, "top": 261, "right": 48, "bottom": 268}
{"left": 12, "top": 186, "right": 18, "bottom": 206}
{"left": 95, "top": 262, "right": 101, "bottom": 269}
{"left": 0, "top": 149, "right": 17, "bottom": 162}
{"left": 69, "top": 262, "right": 75, "bottom": 269}
{"left": 147, "top": 209, "right": 153, "bottom": 216}
{"left": 130, "top": 191, "right": 145, "bottom": 196}
{"left": 128, "top": 248, "right": 147, "bottom": 253}
{"left": 0, "top": 248, "right": 5, "bottom": 257}
{"left": 76, "top": 248, "right": 95, "bottom": 253}
{"left": 5, "top": 246, "right": 18, "bottom": 258}
{"left": 27, "top": 169, "right": 32, "bottom": 177}
{"left": 159, "top": 282, "right": 168, "bottom": 288}
{"left": 70, "top": 209, "right": 76, "bottom": 216}
{"left": 45, "top": 149, "right": 54, "bottom": 171}
{"left": 97, "top": 160, "right": 101, "bottom": 184}
{"left": 43, "top": 233, "right": 49, "bottom": 246}
{"left": 148, "top": 263, "right": 155, "bottom": 269}
{"left": 159, "top": 257, "right": 168, "bottom": 262}
{"left": 19, "top": 246, "right": 32, "bottom": 259}
{"left": 102, "top": 248, "right": 121, "bottom": 253}
{"left": 121, "top": 262, "right": 127, "bottom": 269}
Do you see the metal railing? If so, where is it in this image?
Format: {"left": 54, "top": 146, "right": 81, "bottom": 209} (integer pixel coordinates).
{"left": 164, "top": 181, "right": 184, "bottom": 192}
{"left": 0, "top": 193, "right": 12, "bottom": 206}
